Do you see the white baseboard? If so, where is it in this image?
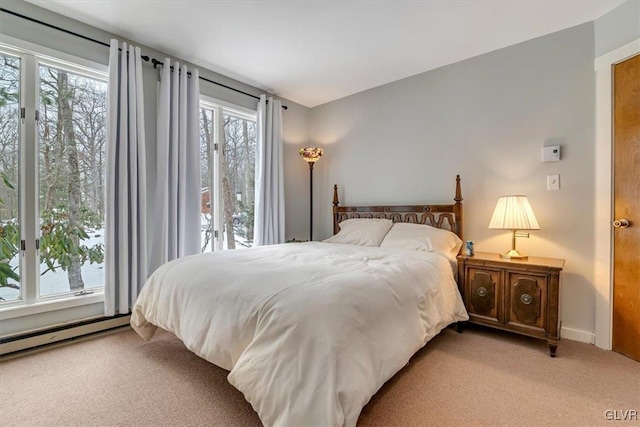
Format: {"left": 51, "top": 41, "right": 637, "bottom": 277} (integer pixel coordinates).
{"left": 0, "top": 315, "right": 131, "bottom": 356}
{"left": 561, "top": 326, "right": 595, "bottom": 344}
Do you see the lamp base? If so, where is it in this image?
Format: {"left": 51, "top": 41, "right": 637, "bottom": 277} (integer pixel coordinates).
{"left": 500, "top": 249, "right": 528, "bottom": 260}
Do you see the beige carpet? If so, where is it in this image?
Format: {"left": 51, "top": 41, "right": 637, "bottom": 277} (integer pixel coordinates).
{"left": 1, "top": 325, "right": 638, "bottom": 427}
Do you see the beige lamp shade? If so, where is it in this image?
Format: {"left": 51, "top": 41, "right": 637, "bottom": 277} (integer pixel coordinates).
{"left": 299, "top": 147, "right": 324, "bottom": 163}
{"left": 489, "top": 195, "right": 539, "bottom": 260}
{"left": 489, "top": 195, "right": 540, "bottom": 230}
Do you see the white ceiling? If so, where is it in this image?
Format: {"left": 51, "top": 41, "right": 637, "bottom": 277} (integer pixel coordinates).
{"left": 27, "top": 0, "right": 624, "bottom": 108}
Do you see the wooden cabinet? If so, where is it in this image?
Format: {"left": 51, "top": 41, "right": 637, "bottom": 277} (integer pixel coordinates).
{"left": 457, "top": 252, "right": 564, "bottom": 357}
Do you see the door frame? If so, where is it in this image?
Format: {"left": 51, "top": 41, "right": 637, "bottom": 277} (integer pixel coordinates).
{"left": 594, "top": 38, "right": 640, "bottom": 350}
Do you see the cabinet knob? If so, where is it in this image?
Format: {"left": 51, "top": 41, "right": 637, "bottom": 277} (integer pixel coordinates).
{"left": 477, "top": 287, "right": 488, "bottom": 297}
{"left": 520, "top": 294, "right": 533, "bottom": 305}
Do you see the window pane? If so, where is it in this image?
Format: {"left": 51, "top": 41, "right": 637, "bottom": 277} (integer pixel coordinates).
{"left": 38, "top": 64, "right": 107, "bottom": 296}
{"left": 199, "top": 107, "right": 214, "bottom": 253}
{"left": 222, "top": 113, "right": 256, "bottom": 249}
{"left": 0, "top": 53, "right": 21, "bottom": 302}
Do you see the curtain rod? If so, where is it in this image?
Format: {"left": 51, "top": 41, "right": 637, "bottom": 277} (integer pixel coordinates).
{"left": 0, "top": 7, "right": 287, "bottom": 110}
{"left": 149, "top": 58, "right": 287, "bottom": 109}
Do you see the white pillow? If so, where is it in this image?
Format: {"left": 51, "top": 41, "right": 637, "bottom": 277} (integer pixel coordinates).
{"left": 323, "top": 218, "right": 393, "bottom": 247}
{"left": 380, "top": 222, "right": 463, "bottom": 260}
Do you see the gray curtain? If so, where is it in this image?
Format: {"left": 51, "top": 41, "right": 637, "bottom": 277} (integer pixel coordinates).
{"left": 105, "top": 40, "right": 148, "bottom": 316}
{"left": 254, "top": 95, "right": 285, "bottom": 245}
{"left": 148, "top": 60, "right": 201, "bottom": 274}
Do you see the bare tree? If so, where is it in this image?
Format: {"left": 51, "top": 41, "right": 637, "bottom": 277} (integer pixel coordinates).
{"left": 0, "top": 55, "right": 21, "bottom": 222}
{"left": 242, "top": 119, "right": 255, "bottom": 242}
{"left": 58, "top": 71, "right": 85, "bottom": 290}
{"left": 73, "top": 81, "right": 107, "bottom": 216}
{"left": 200, "top": 108, "right": 213, "bottom": 252}
{"left": 222, "top": 114, "right": 236, "bottom": 249}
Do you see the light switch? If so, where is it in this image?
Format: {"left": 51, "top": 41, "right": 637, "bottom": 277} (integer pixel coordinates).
{"left": 547, "top": 174, "right": 560, "bottom": 190}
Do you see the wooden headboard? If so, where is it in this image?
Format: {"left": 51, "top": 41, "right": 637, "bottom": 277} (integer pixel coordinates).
{"left": 332, "top": 175, "right": 463, "bottom": 241}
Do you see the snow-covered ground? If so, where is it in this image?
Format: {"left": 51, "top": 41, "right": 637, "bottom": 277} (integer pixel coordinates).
{"left": 40, "top": 228, "right": 105, "bottom": 296}
{"left": 1, "top": 221, "right": 253, "bottom": 302}
{"left": 0, "top": 228, "right": 105, "bottom": 302}
{"left": 200, "top": 214, "right": 252, "bottom": 252}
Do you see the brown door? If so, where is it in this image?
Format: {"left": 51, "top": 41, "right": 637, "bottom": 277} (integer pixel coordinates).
{"left": 612, "top": 53, "right": 640, "bottom": 362}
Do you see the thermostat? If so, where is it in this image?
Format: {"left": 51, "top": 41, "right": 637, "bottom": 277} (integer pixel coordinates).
{"left": 542, "top": 145, "right": 561, "bottom": 162}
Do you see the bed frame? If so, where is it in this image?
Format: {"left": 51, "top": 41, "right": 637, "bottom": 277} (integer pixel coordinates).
{"left": 332, "top": 175, "right": 463, "bottom": 241}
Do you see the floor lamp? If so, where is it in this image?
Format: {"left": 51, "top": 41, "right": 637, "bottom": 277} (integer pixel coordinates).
{"left": 299, "top": 147, "right": 324, "bottom": 241}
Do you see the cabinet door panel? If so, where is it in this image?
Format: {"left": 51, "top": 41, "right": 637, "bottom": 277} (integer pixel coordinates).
{"left": 466, "top": 267, "right": 501, "bottom": 322}
{"left": 506, "top": 272, "right": 547, "bottom": 332}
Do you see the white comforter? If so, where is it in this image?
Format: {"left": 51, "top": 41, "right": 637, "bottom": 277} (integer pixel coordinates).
{"left": 131, "top": 242, "right": 468, "bottom": 427}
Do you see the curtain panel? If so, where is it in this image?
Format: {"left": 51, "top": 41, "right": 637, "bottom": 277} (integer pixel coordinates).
{"left": 148, "top": 60, "right": 201, "bottom": 274}
{"left": 105, "top": 40, "right": 148, "bottom": 316}
{"left": 254, "top": 95, "right": 285, "bottom": 245}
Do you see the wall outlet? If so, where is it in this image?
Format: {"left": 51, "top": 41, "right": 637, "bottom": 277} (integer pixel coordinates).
{"left": 547, "top": 174, "right": 560, "bottom": 190}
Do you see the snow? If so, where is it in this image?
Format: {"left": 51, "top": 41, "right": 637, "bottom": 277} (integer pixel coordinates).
{"left": 1, "top": 222, "right": 253, "bottom": 302}
{"left": 0, "top": 228, "right": 105, "bottom": 302}
{"left": 200, "top": 213, "right": 252, "bottom": 252}
{"left": 39, "top": 228, "right": 105, "bottom": 296}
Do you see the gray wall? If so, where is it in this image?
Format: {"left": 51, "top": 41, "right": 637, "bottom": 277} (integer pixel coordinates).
{"left": 594, "top": 0, "right": 640, "bottom": 57}
{"left": 308, "top": 23, "right": 596, "bottom": 337}
{"left": 0, "top": 0, "right": 309, "bottom": 335}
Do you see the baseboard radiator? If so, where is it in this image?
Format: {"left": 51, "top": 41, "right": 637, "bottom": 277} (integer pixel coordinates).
{"left": 0, "top": 315, "right": 131, "bottom": 357}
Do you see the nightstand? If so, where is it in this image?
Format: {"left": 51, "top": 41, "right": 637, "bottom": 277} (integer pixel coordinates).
{"left": 457, "top": 252, "right": 564, "bottom": 357}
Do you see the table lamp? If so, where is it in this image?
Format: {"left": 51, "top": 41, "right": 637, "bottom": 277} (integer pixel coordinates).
{"left": 489, "top": 195, "right": 540, "bottom": 260}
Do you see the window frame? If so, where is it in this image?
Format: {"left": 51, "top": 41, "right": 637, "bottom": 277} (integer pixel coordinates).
{"left": 0, "top": 35, "right": 108, "bottom": 317}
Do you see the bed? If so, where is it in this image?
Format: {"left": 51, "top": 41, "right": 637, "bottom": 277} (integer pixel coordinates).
{"left": 131, "top": 175, "right": 468, "bottom": 427}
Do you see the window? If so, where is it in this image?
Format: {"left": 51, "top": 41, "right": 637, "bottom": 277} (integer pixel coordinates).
{"left": 0, "top": 42, "right": 107, "bottom": 307}
{"left": 199, "top": 98, "right": 257, "bottom": 252}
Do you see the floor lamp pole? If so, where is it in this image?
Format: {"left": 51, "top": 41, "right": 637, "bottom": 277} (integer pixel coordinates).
{"left": 309, "top": 162, "right": 314, "bottom": 241}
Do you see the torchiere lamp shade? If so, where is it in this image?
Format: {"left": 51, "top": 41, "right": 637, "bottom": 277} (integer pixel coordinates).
{"left": 299, "top": 147, "right": 324, "bottom": 163}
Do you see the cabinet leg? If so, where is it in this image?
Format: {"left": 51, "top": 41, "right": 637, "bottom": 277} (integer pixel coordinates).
{"left": 455, "top": 322, "right": 465, "bottom": 334}
{"left": 548, "top": 340, "right": 558, "bottom": 358}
